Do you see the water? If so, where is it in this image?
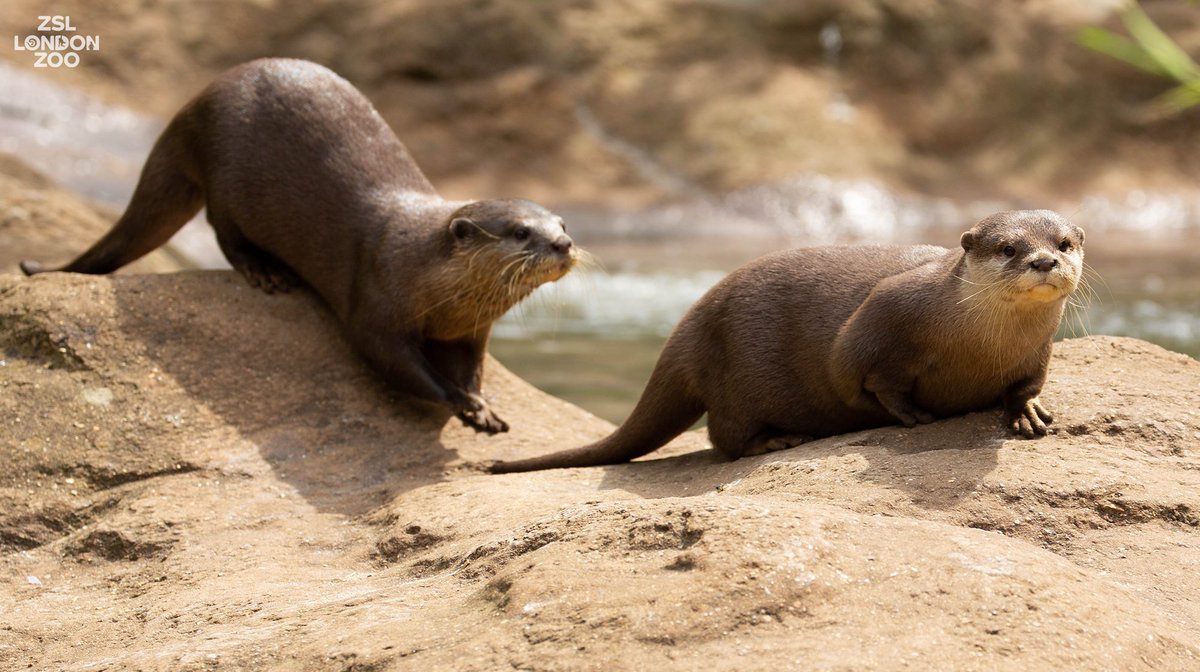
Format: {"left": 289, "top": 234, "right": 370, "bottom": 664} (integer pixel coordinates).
{"left": 3, "top": 62, "right": 1197, "bottom": 424}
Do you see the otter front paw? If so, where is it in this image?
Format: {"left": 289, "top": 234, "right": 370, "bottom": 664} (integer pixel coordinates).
{"left": 1006, "top": 398, "right": 1053, "bottom": 438}
{"left": 458, "top": 407, "right": 509, "bottom": 434}
{"left": 455, "top": 394, "right": 510, "bottom": 435}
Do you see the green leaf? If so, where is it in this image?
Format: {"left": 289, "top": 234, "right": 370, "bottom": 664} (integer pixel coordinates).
{"left": 1078, "top": 1, "right": 1200, "bottom": 117}
{"left": 1156, "top": 81, "right": 1200, "bottom": 113}
{"left": 1121, "top": 5, "right": 1200, "bottom": 83}
{"left": 1077, "top": 26, "right": 1169, "bottom": 77}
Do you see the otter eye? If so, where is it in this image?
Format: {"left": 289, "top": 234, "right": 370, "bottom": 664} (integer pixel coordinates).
{"left": 1059, "top": 239, "right": 1070, "bottom": 252}
{"left": 513, "top": 226, "right": 530, "bottom": 241}
{"left": 1003, "top": 245, "right": 1015, "bottom": 258}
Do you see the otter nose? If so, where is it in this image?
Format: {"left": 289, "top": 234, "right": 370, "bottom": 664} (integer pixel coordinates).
{"left": 1030, "top": 257, "right": 1058, "bottom": 272}
{"left": 550, "top": 237, "right": 573, "bottom": 255}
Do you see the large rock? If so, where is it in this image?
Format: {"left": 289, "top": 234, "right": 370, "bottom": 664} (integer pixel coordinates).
{"left": 2, "top": 266, "right": 1198, "bottom": 670}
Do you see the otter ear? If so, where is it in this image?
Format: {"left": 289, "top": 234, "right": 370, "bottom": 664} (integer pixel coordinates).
{"left": 450, "top": 217, "right": 474, "bottom": 240}
{"left": 960, "top": 231, "right": 975, "bottom": 252}
{"left": 1074, "top": 226, "right": 1085, "bottom": 245}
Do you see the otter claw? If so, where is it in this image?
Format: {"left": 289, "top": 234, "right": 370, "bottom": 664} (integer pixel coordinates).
{"left": 895, "top": 409, "right": 935, "bottom": 428}
{"left": 242, "top": 264, "right": 300, "bottom": 294}
{"left": 457, "top": 406, "right": 509, "bottom": 435}
{"left": 1007, "top": 398, "right": 1053, "bottom": 439}
{"left": 872, "top": 390, "right": 936, "bottom": 428}
{"left": 744, "top": 434, "right": 812, "bottom": 457}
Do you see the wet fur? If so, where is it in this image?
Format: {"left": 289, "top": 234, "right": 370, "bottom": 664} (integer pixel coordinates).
{"left": 490, "top": 210, "right": 1083, "bottom": 472}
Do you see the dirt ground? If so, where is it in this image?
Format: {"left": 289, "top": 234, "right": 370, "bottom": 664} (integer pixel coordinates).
{"left": 2, "top": 157, "right": 1199, "bottom": 670}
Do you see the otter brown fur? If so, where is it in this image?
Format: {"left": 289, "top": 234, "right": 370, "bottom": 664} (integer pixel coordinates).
{"left": 19, "top": 58, "right": 577, "bottom": 434}
{"left": 489, "top": 210, "right": 1084, "bottom": 472}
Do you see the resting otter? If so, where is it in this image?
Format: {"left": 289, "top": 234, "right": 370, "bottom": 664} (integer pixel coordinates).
{"left": 20, "top": 58, "right": 578, "bottom": 434}
{"left": 489, "top": 210, "right": 1083, "bottom": 472}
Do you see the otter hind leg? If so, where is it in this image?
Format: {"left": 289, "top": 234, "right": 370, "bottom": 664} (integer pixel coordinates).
{"left": 705, "top": 410, "right": 811, "bottom": 456}
{"left": 871, "top": 389, "right": 935, "bottom": 427}
{"left": 236, "top": 249, "right": 301, "bottom": 294}
{"left": 211, "top": 223, "right": 300, "bottom": 294}
{"left": 708, "top": 414, "right": 811, "bottom": 459}
{"left": 744, "top": 433, "right": 812, "bottom": 457}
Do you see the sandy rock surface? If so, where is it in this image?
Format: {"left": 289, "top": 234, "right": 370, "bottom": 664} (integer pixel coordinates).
{"left": 0, "top": 249, "right": 1197, "bottom": 669}
{"left": 2, "top": 268, "right": 1199, "bottom": 670}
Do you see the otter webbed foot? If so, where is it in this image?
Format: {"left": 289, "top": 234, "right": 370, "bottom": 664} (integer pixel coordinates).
{"left": 236, "top": 255, "right": 302, "bottom": 294}
{"left": 872, "top": 390, "right": 936, "bottom": 428}
{"left": 743, "top": 433, "right": 812, "bottom": 457}
{"left": 1006, "top": 397, "right": 1053, "bottom": 438}
{"left": 216, "top": 231, "right": 301, "bottom": 294}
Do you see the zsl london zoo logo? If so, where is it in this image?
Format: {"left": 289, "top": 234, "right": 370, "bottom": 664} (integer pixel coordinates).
{"left": 12, "top": 15, "right": 100, "bottom": 68}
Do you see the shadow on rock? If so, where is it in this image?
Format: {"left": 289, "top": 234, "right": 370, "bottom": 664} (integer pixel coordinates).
{"left": 594, "top": 410, "right": 1004, "bottom": 511}
{"left": 110, "top": 270, "right": 459, "bottom": 515}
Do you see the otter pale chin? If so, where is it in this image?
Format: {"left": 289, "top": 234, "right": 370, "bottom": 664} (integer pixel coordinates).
{"left": 489, "top": 209, "right": 1084, "bottom": 473}
{"left": 1026, "top": 284, "right": 1067, "bottom": 302}
{"left": 18, "top": 58, "right": 579, "bottom": 435}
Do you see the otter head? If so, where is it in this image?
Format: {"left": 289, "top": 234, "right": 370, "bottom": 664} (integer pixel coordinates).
{"left": 447, "top": 198, "right": 577, "bottom": 290}
{"left": 959, "top": 210, "right": 1085, "bottom": 305}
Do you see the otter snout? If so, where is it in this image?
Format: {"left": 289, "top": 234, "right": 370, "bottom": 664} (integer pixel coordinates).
{"left": 549, "top": 236, "right": 573, "bottom": 255}
{"left": 1029, "top": 256, "right": 1058, "bottom": 272}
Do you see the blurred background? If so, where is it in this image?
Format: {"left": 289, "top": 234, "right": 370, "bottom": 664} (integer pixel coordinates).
{"left": 2, "top": 0, "right": 1198, "bottom": 422}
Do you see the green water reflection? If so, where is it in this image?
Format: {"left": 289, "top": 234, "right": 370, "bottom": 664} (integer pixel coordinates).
{"left": 491, "top": 334, "right": 665, "bottom": 424}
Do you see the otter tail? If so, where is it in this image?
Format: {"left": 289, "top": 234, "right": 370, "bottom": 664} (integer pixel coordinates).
{"left": 488, "top": 357, "right": 704, "bottom": 473}
{"left": 21, "top": 120, "right": 204, "bottom": 277}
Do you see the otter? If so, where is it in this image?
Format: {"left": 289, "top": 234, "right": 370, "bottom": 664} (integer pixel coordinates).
{"left": 19, "top": 58, "right": 578, "bottom": 434}
{"left": 489, "top": 210, "right": 1084, "bottom": 472}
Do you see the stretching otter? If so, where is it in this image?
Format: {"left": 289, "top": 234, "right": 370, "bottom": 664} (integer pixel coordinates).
{"left": 20, "top": 58, "right": 578, "bottom": 434}
{"left": 489, "top": 210, "right": 1084, "bottom": 472}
